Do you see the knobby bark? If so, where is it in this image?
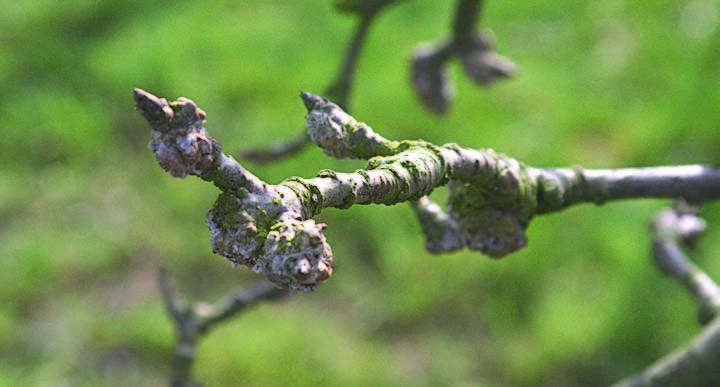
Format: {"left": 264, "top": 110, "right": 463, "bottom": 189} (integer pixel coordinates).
{"left": 134, "top": 89, "right": 720, "bottom": 291}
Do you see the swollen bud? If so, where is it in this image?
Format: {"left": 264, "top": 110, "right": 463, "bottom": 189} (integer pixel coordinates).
{"left": 261, "top": 219, "right": 334, "bottom": 291}
{"left": 135, "top": 89, "right": 215, "bottom": 178}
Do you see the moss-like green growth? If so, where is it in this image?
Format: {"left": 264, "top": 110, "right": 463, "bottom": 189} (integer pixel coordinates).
{"left": 447, "top": 153, "right": 537, "bottom": 257}
{"left": 281, "top": 177, "right": 324, "bottom": 217}
{"left": 365, "top": 145, "right": 448, "bottom": 204}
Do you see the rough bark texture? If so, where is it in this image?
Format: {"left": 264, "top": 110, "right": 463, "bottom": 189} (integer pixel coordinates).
{"left": 135, "top": 89, "right": 720, "bottom": 290}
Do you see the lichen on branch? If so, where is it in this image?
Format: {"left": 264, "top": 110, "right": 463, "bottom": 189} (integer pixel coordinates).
{"left": 134, "top": 88, "right": 720, "bottom": 289}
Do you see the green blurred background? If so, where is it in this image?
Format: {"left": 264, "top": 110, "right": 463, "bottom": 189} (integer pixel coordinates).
{"left": 1, "top": 0, "right": 719, "bottom": 385}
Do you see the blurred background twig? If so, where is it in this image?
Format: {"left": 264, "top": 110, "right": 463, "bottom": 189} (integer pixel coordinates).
{"left": 615, "top": 203, "right": 720, "bottom": 386}
{"left": 158, "top": 269, "right": 290, "bottom": 387}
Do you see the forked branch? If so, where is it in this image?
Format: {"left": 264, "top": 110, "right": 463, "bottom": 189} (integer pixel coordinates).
{"left": 411, "top": 0, "right": 516, "bottom": 114}
{"left": 134, "top": 89, "right": 720, "bottom": 291}
{"left": 158, "top": 269, "right": 290, "bottom": 387}
{"left": 615, "top": 204, "right": 720, "bottom": 386}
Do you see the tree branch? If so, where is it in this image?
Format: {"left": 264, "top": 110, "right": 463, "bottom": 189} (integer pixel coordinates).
{"left": 196, "top": 280, "right": 288, "bottom": 334}
{"left": 238, "top": 131, "right": 311, "bottom": 165}
{"left": 411, "top": 0, "right": 515, "bottom": 114}
{"left": 159, "top": 268, "right": 187, "bottom": 329}
{"left": 650, "top": 204, "right": 720, "bottom": 324}
{"left": 613, "top": 205, "right": 720, "bottom": 386}
{"left": 453, "top": 0, "right": 483, "bottom": 48}
{"left": 410, "top": 196, "right": 464, "bottom": 253}
{"left": 531, "top": 167, "right": 720, "bottom": 213}
{"left": 157, "top": 269, "right": 290, "bottom": 387}
{"left": 135, "top": 90, "right": 720, "bottom": 289}
{"left": 325, "top": 1, "right": 393, "bottom": 109}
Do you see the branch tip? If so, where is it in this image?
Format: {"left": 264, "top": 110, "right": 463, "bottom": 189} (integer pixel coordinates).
{"left": 300, "top": 91, "right": 328, "bottom": 112}
{"left": 133, "top": 88, "right": 174, "bottom": 131}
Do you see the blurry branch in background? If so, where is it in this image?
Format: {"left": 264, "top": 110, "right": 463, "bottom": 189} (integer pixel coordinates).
{"left": 652, "top": 202, "right": 720, "bottom": 324}
{"left": 238, "top": 131, "right": 311, "bottom": 165}
{"left": 241, "top": 0, "right": 517, "bottom": 161}
{"left": 409, "top": 0, "right": 516, "bottom": 242}
{"left": 158, "top": 269, "right": 290, "bottom": 387}
{"left": 615, "top": 202, "right": 720, "bottom": 387}
{"left": 239, "top": 0, "right": 399, "bottom": 164}
{"left": 411, "top": 0, "right": 516, "bottom": 114}
{"left": 327, "top": 0, "right": 402, "bottom": 109}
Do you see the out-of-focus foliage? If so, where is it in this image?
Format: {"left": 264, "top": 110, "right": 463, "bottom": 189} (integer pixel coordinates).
{"left": 0, "top": 0, "right": 719, "bottom": 385}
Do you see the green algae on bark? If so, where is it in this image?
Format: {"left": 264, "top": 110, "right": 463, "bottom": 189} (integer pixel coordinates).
{"left": 135, "top": 88, "right": 720, "bottom": 289}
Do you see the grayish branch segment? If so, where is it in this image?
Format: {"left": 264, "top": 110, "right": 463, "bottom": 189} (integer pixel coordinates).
{"left": 650, "top": 206, "right": 720, "bottom": 324}
{"left": 136, "top": 89, "right": 720, "bottom": 288}
{"left": 614, "top": 205, "right": 720, "bottom": 387}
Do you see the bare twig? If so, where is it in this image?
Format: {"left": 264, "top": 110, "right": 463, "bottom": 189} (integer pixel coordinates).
{"left": 158, "top": 269, "right": 290, "bottom": 387}
{"left": 411, "top": 0, "right": 515, "bottom": 114}
{"left": 240, "top": 0, "right": 397, "bottom": 163}
{"left": 613, "top": 204, "right": 720, "bottom": 386}
{"left": 410, "top": 196, "right": 463, "bottom": 253}
{"left": 531, "top": 167, "right": 720, "bottom": 212}
{"left": 159, "top": 268, "right": 186, "bottom": 327}
{"left": 650, "top": 203, "right": 720, "bottom": 324}
{"left": 135, "top": 90, "right": 720, "bottom": 289}
{"left": 325, "top": 2, "right": 388, "bottom": 109}
{"left": 452, "top": 0, "right": 484, "bottom": 48}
